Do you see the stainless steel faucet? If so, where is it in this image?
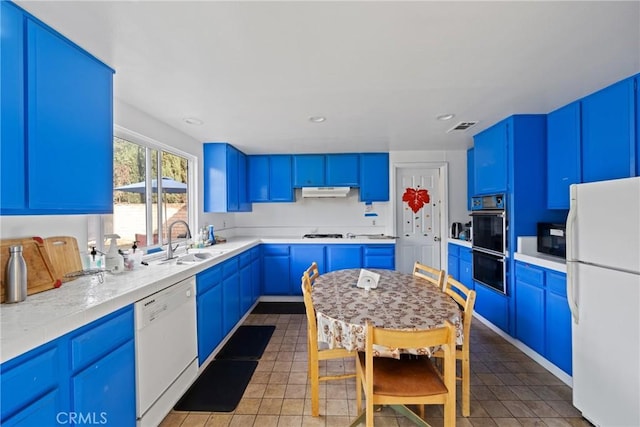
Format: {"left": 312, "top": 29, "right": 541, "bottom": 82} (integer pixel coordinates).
{"left": 346, "top": 232, "right": 356, "bottom": 239}
{"left": 166, "top": 220, "right": 192, "bottom": 260}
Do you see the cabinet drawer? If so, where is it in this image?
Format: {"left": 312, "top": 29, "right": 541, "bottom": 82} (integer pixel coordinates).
{"left": 547, "top": 271, "right": 567, "bottom": 297}
{"left": 262, "top": 245, "right": 289, "bottom": 256}
{"left": 222, "top": 257, "right": 239, "bottom": 278}
{"left": 1, "top": 345, "right": 59, "bottom": 420}
{"left": 196, "top": 265, "right": 222, "bottom": 294}
{"left": 448, "top": 243, "right": 460, "bottom": 257}
{"left": 363, "top": 245, "right": 394, "bottom": 257}
{"left": 515, "top": 262, "right": 544, "bottom": 287}
{"left": 460, "top": 248, "right": 472, "bottom": 262}
{"left": 239, "top": 252, "right": 252, "bottom": 268}
{"left": 70, "top": 306, "right": 133, "bottom": 371}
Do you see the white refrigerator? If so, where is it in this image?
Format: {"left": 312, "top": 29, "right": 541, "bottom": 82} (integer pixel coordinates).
{"left": 567, "top": 176, "right": 640, "bottom": 427}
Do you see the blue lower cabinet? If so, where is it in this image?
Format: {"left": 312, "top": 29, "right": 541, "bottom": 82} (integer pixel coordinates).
{"left": 514, "top": 262, "right": 572, "bottom": 375}
{"left": 71, "top": 341, "right": 136, "bottom": 426}
{"left": 262, "top": 245, "right": 291, "bottom": 295}
{"left": 1, "top": 344, "right": 61, "bottom": 424}
{"left": 197, "top": 272, "right": 223, "bottom": 365}
{"left": 1, "top": 306, "right": 135, "bottom": 426}
{"left": 363, "top": 245, "right": 395, "bottom": 269}
{"left": 289, "top": 245, "right": 325, "bottom": 295}
{"left": 240, "top": 262, "right": 253, "bottom": 313}
{"left": 459, "top": 248, "right": 473, "bottom": 289}
{"left": 545, "top": 271, "right": 572, "bottom": 375}
{"left": 326, "top": 245, "right": 363, "bottom": 271}
{"left": 475, "top": 283, "right": 510, "bottom": 333}
{"left": 222, "top": 258, "right": 240, "bottom": 335}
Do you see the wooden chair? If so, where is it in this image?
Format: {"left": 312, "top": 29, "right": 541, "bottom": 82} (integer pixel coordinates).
{"left": 304, "top": 261, "right": 320, "bottom": 284}
{"left": 413, "top": 261, "right": 445, "bottom": 290}
{"left": 433, "top": 275, "right": 477, "bottom": 417}
{"left": 301, "top": 273, "right": 357, "bottom": 417}
{"left": 355, "top": 321, "right": 457, "bottom": 427}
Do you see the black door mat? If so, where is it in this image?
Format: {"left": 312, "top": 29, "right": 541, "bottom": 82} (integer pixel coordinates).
{"left": 251, "top": 302, "right": 306, "bottom": 314}
{"left": 215, "top": 325, "right": 275, "bottom": 360}
{"left": 173, "top": 359, "right": 257, "bottom": 412}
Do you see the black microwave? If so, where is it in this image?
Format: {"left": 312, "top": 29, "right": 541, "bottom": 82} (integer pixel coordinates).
{"left": 537, "top": 223, "right": 566, "bottom": 258}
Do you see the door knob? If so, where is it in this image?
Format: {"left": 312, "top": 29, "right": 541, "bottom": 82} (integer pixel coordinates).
{"left": 434, "top": 236, "right": 441, "bottom": 242}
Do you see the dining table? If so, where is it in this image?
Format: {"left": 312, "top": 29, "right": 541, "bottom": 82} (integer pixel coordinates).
{"left": 311, "top": 268, "right": 463, "bottom": 426}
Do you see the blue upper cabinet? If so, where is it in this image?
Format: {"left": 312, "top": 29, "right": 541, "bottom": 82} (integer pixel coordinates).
{"left": 547, "top": 102, "right": 581, "bottom": 209}
{"left": 1, "top": 3, "right": 114, "bottom": 215}
{"left": 203, "top": 143, "right": 252, "bottom": 213}
{"left": 293, "top": 153, "right": 360, "bottom": 187}
{"left": 0, "top": 2, "right": 25, "bottom": 212}
{"left": 581, "top": 77, "right": 636, "bottom": 182}
{"left": 326, "top": 154, "right": 359, "bottom": 186}
{"left": 636, "top": 74, "right": 640, "bottom": 176}
{"left": 359, "top": 153, "right": 389, "bottom": 202}
{"left": 473, "top": 121, "right": 508, "bottom": 195}
{"left": 248, "top": 155, "right": 293, "bottom": 202}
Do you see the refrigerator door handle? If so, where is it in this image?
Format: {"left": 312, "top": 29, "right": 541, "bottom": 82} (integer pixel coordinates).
{"left": 566, "top": 184, "right": 579, "bottom": 323}
{"left": 566, "top": 261, "right": 579, "bottom": 323}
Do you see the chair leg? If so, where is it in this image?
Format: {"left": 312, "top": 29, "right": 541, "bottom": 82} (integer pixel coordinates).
{"left": 462, "top": 355, "right": 470, "bottom": 417}
{"left": 310, "top": 358, "right": 320, "bottom": 416}
{"left": 444, "top": 399, "right": 456, "bottom": 427}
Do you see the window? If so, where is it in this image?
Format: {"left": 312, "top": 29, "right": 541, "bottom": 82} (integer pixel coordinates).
{"left": 91, "top": 128, "right": 195, "bottom": 252}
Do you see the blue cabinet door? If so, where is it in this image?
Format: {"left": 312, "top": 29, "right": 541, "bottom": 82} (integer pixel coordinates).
{"left": 1, "top": 344, "right": 61, "bottom": 423}
{"left": 251, "top": 255, "right": 261, "bottom": 304}
{"left": 459, "top": 258, "right": 473, "bottom": 290}
{"left": 227, "top": 147, "right": 240, "bottom": 211}
{"left": 474, "top": 121, "right": 508, "bottom": 194}
{"left": 293, "top": 155, "right": 325, "bottom": 187}
{"left": 240, "top": 262, "right": 253, "bottom": 313}
{"left": 326, "top": 245, "right": 363, "bottom": 271}
{"left": 448, "top": 253, "right": 459, "bottom": 281}
{"left": 262, "top": 245, "right": 291, "bottom": 295}
{"left": 238, "top": 151, "right": 251, "bottom": 212}
{"left": 248, "top": 155, "right": 269, "bottom": 201}
{"left": 360, "top": 153, "right": 390, "bottom": 202}
{"left": 515, "top": 278, "right": 545, "bottom": 355}
{"left": 547, "top": 102, "right": 581, "bottom": 209}
{"left": 25, "top": 19, "right": 113, "bottom": 214}
{"left": 71, "top": 340, "right": 136, "bottom": 427}
{"left": 222, "top": 258, "right": 240, "bottom": 334}
{"left": 248, "top": 155, "right": 293, "bottom": 202}
{"left": 326, "top": 154, "right": 359, "bottom": 186}
{"left": 197, "top": 282, "right": 223, "bottom": 365}
{"left": 270, "top": 155, "right": 294, "bottom": 201}
{"left": 545, "top": 271, "right": 572, "bottom": 375}
{"left": 0, "top": 2, "right": 26, "bottom": 212}
{"left": 466, "top": 148, "right": 474, "bottom": 209}
{"left": 290, "top": 245, "right": 325, "bottom": 295}
{"left": 474, "top": 283, "right": 509, "bottom": 333}
{"left": 582, "top": 77, "right": 636, "bottom": 182}
{"left": 2, "top": 390, "right": 61, "bottom": 427}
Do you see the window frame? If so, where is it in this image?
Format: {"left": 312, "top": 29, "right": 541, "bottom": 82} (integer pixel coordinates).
{"left": 100, "top": 125, "right": 197, "bottom": 253}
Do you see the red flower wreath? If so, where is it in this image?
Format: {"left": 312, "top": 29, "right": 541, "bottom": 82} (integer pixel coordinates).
{"left": 402, "top": 188, "right": 430, "bottom": 213}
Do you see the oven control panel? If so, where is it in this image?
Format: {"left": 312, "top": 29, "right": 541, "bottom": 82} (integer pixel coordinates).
{"left": 471, "top": 194, "right": 505, "bottom": 210}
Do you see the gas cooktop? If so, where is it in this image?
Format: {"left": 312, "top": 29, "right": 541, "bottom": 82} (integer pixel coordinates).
{"left": 302, "top": 233, "right": 344, "bottom": 239}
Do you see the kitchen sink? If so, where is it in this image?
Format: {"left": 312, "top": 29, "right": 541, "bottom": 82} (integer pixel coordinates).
{"left": 176, "top": 252, "right": 215, "bottom": 264}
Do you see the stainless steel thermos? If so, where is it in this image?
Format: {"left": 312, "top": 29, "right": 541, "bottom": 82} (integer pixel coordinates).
{"left": 5, "top": 245, "right": 27, "bottom": 303}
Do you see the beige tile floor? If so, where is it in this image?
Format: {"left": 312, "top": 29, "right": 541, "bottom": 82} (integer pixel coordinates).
{"left": 160, "top": 312, "right": 592, "bottom": 427}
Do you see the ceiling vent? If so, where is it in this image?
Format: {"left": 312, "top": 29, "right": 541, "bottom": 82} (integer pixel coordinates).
{"left": 446, "top": 121, "right": 478, "bottom": 133}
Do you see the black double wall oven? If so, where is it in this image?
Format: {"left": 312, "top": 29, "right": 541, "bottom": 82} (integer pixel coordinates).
{"left": 471, "top": 194, "right": 507, "bottom": 294}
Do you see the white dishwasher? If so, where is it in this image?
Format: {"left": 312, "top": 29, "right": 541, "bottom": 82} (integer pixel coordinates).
{"left": 135, "top": 276, "right": 198, "bottom": 427}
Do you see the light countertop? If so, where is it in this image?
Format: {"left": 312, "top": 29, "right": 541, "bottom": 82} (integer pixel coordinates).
{"left": 514, "top": 236, "right": 566, "bottom": 273}
{"left": 0, "top": 236, "right": 396, "bottom": 363}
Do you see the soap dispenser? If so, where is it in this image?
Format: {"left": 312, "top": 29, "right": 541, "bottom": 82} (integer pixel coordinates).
{"left": 105, "top": 234, "right": 125, "bottom": 274}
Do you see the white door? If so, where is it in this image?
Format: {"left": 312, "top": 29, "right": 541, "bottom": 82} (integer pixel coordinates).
{"left": 395, "top": 167, "right": 442, "bottom": 273}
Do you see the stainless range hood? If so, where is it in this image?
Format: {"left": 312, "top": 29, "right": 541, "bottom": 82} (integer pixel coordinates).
{"left": 301, "top": 187, "right": 350, "bottom": 198}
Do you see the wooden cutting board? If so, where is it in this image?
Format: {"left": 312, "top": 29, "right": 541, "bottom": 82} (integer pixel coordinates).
{"left": 43, "top": 236, "right": 83, "bottom": 282}
{"left": 1, "top": 237, "right": 62, "bottom": 303}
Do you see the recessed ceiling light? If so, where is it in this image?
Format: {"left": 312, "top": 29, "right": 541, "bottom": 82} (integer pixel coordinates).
{"left": 436, "top": 114, "right": 455, "bottom": 121}
{"left": 183, "top": 117, "right": 203, "bottom": 125}
{"left": 309, "top": 116, "right": 326, "bottom": 123}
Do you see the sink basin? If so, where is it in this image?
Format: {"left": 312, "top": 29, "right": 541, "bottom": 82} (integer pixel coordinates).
{"left": 176, "top": 252, "right": 214, "bottom": 264}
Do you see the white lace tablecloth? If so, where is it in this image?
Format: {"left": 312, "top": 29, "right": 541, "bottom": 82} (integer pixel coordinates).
{"left": 312, "top": 268, "right": 462, "bottom": 358}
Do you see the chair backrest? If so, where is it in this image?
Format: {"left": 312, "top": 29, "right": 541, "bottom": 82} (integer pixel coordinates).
{"left": 301, "top": 273, "right": 318, "bottom": 353}
{"left": 413, "top": 261, "right": 445, "bottom": 290}
{"left": 304, "top": 261, "right": 320, "bottom": 284}
{"left": 443, "top": 275, "right": 476, "bottom": 343}
{"left": 365, "top": 321, "right": 457, "bottom": 401}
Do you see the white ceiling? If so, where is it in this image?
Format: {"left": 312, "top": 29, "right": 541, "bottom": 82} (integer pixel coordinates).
{"left": 16, "top": 1, "right": 640, "bottom": 154}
